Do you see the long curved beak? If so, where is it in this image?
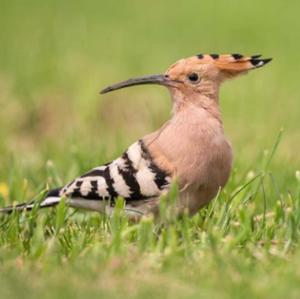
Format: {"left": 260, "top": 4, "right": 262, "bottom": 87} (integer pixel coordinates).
{"left": 100, "top": 74, "right": 171, "bottom": 94}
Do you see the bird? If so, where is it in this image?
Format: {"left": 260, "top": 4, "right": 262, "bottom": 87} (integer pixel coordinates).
{"left": 0, "top": 53, "right": 272, "bottom": 219}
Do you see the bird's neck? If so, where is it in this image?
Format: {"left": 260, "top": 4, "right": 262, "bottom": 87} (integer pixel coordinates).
{"left": 170, "top": 88, "right": 222, "bottom": 124}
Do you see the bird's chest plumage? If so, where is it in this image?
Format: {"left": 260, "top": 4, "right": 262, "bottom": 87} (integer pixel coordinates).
{"left": 175, "top": 128, "right": 232, "bottom": 190}
{"left": 146, "top": 107, "right": 233, "bottom": 193}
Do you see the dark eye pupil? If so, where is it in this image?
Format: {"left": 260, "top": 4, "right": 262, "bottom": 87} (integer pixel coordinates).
{"left": 188, "top": 73, "right": 199, "bottom": 82}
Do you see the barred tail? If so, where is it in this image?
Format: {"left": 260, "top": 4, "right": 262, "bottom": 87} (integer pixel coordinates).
{"left": 0, "top": 188, "right": 62, "bottom": 214}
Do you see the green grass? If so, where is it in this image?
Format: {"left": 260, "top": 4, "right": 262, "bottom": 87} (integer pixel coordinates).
{"left": 0, "top": 0, "right": 300, "bottom": 298}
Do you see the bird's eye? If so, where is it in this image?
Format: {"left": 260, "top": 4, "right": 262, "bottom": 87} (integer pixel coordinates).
{"left": 187, "top": 73, "right": 200, "bottom": 83}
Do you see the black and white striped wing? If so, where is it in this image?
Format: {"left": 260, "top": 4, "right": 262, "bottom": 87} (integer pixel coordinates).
{"left": 59, "top": 140, "right": 171, "bottom": 202}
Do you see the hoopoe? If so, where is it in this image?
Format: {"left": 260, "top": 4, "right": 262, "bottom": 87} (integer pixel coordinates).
{"left": 0, "top": 54, "right": 271, "bottom": 219}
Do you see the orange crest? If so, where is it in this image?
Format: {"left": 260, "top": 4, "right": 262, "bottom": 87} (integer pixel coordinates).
{"left": 195, "top": 53, "right": 272, "bottom": 74}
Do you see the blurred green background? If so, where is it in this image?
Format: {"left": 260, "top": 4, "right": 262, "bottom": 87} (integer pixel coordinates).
{"left": 1, "top": 2, "right": 300, "bottom": 299}
{"left": 0, "top": 0, "right": 299, "bottom": 195}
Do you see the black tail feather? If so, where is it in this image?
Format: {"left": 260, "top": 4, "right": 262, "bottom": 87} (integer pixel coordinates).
{"left": 46, "top": 187, "right": 61, "bottom": 197}
{"left": 0, "top": 187, "right": 62, "bottom": 214}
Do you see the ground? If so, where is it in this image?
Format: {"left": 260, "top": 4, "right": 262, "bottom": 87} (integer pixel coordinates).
{"left": 0, "top": 1, "right": 300, "bottom": 298}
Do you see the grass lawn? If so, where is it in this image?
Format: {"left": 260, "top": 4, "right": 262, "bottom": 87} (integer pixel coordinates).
{"left": 0, "top": 0, "right": 299, "bottom": 298}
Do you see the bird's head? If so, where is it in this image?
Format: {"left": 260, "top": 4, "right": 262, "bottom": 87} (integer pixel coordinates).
{"left": 100, "top": 54, "right": 271, "bottom": 101}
